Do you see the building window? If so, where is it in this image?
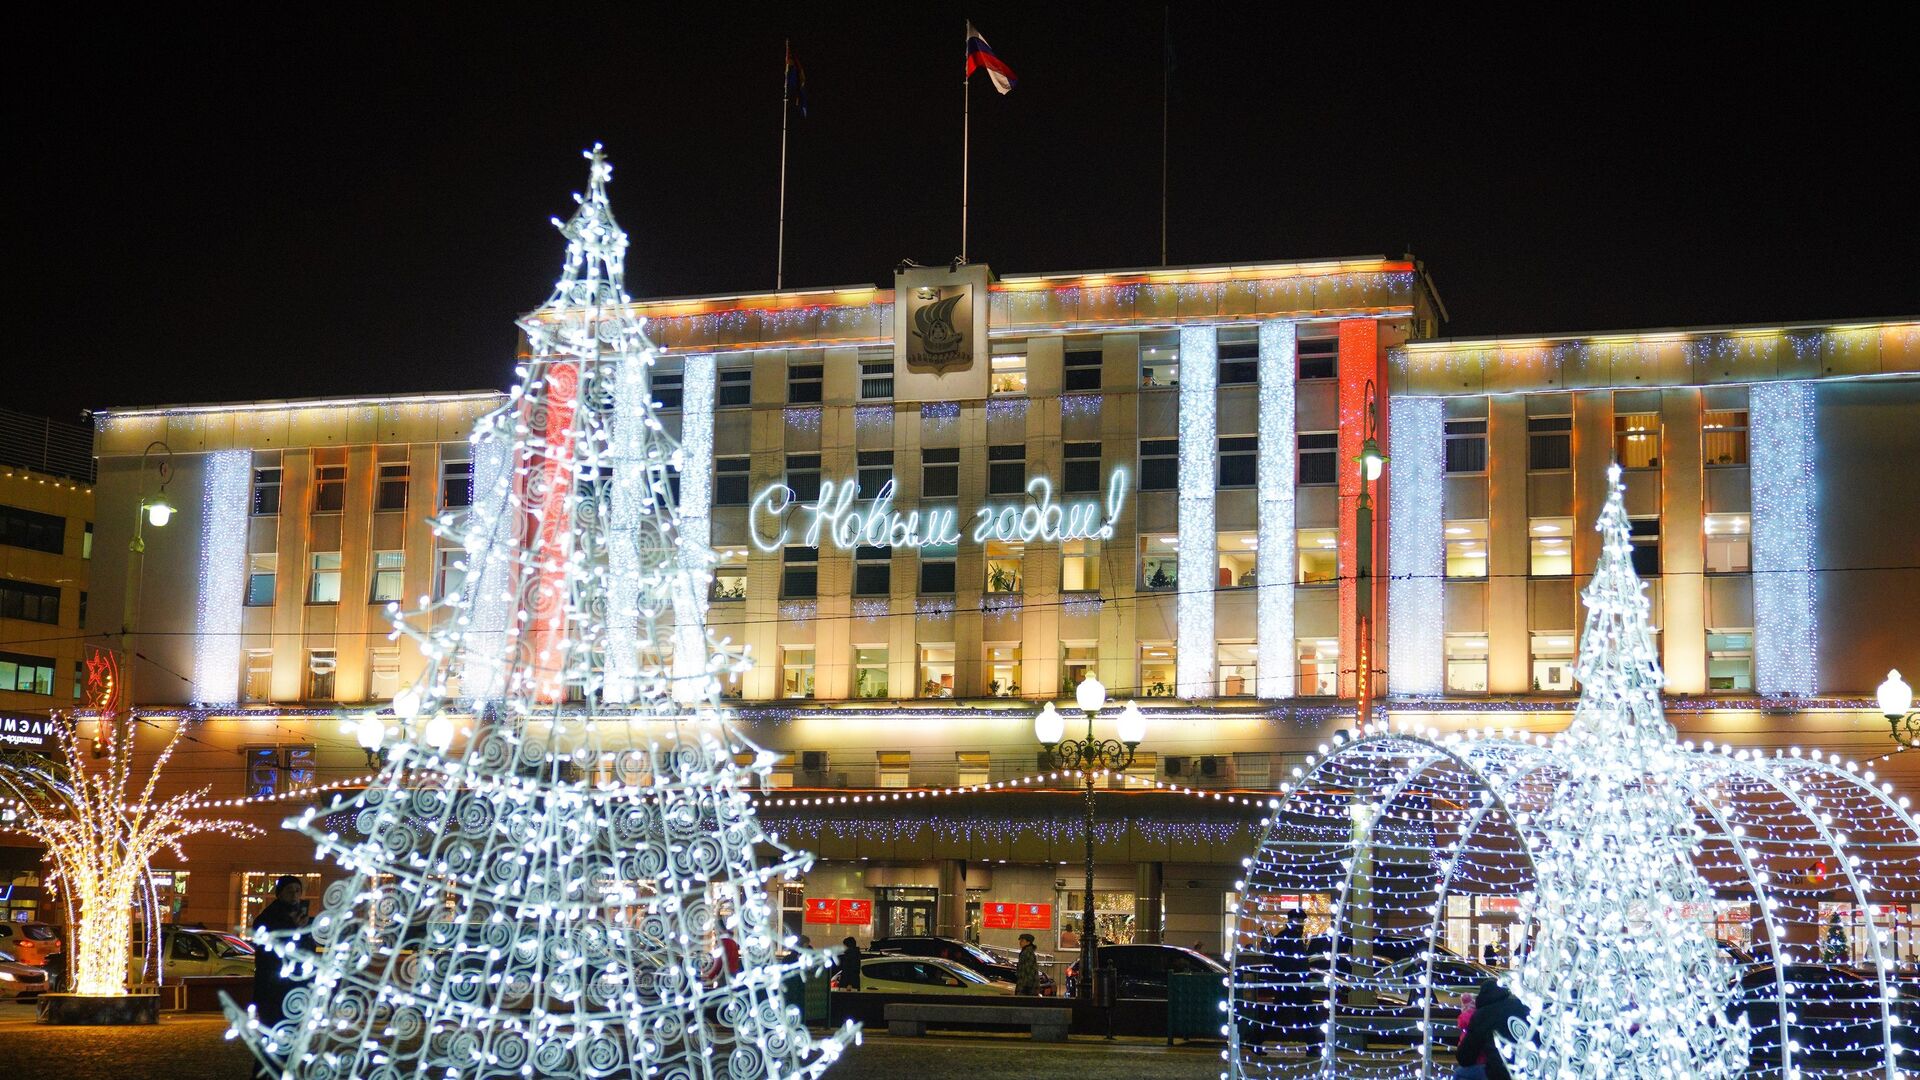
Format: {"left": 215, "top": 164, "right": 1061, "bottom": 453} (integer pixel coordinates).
{"left": 1629, "top": 518, "right": 1660, "bottom": 577}
{"left": 243, "top": 650, "right": 273, "bottom": 702}
{"left": 0, "top": 581, "right": 60, "bottom": 625}
{"left": 1139, "top": 340, "right": 1179, "bottom": 387}
{"left": 1297, "top": 528, "right": 1338, "bottom": 584}
{"left": 854, "top": 546, "right": 891, "bottom": 596}
{"left": 1140, "top": 644, "right": 1177, "bottom": 697}
{"left": 1139, "top": 438, "right": 1177, "bottom": 491}
{"left": 1297, "top": 333, "right": 1337, "bottom": 380}
{"left": 713, "top": 456, "right": 749, "bottom": 506}
{"left": 956, "top": 751, "right": 991, "bottom": 787}
{"left": 1445, "top": 521, "right": 1489, "bottom": 578}
{"left": 781, "top": 546, "right": 818, "bottom": 599}
{"left": 785, "top": 454, "right": 821, "bottom": 502}
{"left": 787, "top": 363, "right": 823, "bottom": 404}
{"left": 1055, "top": 442, "right": 1100, "bottom": 495}
{"left": 1703, "top": 410, "right": 1749, "bottom": 466}
{"left": 1531, "top": 633, "right": 1576, "bottom": 692}
{"left": 1445, "top": 634, "right": 1489, "bottom": 693}
{"left": 246, "top": 553, "right": 276, "bottom": 606}
{"left": 1218, "top": 340, "right": 1258, "bottom": 385}
{"left": 1297, "top": 640, "right": 1339, "bottom": 696}
{"left": 1139, "top": 535, "right": 1178, "bottom": 590}
{"left": 1614, "top": 413, "right": 1661, "bottom": 470}
{"left": 984, "top": 541, "right": 1023, "bottom": 594}
{"left": 1530, "top": 518, "right": 1574, "bottom": 577}
{"left": 0, "top": 652, "right": 56, "bottom": 695}
{"left": 857, "top": 450, "right": 893, "bottom": 496}
{"left": 988, "top": 444, "right": 1025, "bottom": 496}
{"left": 313, "top": 461, "right": 347, "bottom": 513}
{"left": 711, "top": 547, "right": 747, "bottom": 602}
{"left": 919, "top": 545, "right": 957, "bottom": 593}
{"left": 1705, "top": 513, "right": 1751, "bottom": 573}
{"left": 1528, "top": 416, "right": 1572, "bottom": 471}
{"left": 376, "top": 462, "right": 409, "bottom": 512}
{"left": 1061, "top": 539, "right": 1101, "bottom": 591}
{"left": 370, "top": 551, "right": 405, "bottom": 604}
{"left": 1298, "top": 433, "right": 1338, "bottom": 486}
{"left": 877, "top": 751, "right": 912, "bottom": 788}
{"left": 1444, "top": 419, "right": 1488, "bottom": 474}
{"left": 1218, "top": 435, "right": 1256, "bottom": 488}
{"left": 246, "top": 747, "right": 316, "bottom": 800}
{"left": 83, "top": 521, "right": 93, "bottom": 559}
{"left": 919, "top": 645, "right": 955, "bottom": 698}
{"left": 309, "top": 552, "right": 343, "bottom": 604}
{"left": 854, "top": 647, "right": 889, "bottom": 698}
{"left": 651, "top": 369, "right": 683, "bottom": 410}
{"left": 1061, "top": 644, "right": 1097, "bottom": 695}
{"left": 368, "top": 646, "right": 401, "bottom": 700}
{"left": 252, "top": 466, "right": 283, "bottom": 516}
{"left": 0, "top": 506, "right": 65, "bottom": 554}
{"left": 435, "top": 549, "right": 466, "bottom": 601}
{"left": 718, "top": 367, "right": 752, "bottom": 407}
{"left": 990, "top": 353, "right": 1028, "bottom": 396}
{"left": 306, "top": 649, "right": 337, "bottom": 700}
{"left": 780, "top": 648, "right": 815, "bottom": 699}
{"left": 441, "top": 451, "right": 473, "bottom": 509}
{"left": 1217, "top": 531, "right": 1257, "bottom": 589}
{"left": 985, "top": 644, "right": 1021, "bottom": 697}
{"left": 1707, "top": 630, "right": 1754, "bottom": 692}
{"left": 1217, "top": 642, "right": 1256, "bottom": 696}
{"left": 860, "top": 358, "right": 895, "bottom": 400}
{"left": 922, "top": 448, "right": 960, "bottom": 498}
{"left": 1063, "top": 344, "right": 1102, "bottom": 391}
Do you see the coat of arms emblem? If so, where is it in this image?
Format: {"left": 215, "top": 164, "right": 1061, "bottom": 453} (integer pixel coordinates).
{"left": 907, "top": 286, "right": 970, "bottom": 374}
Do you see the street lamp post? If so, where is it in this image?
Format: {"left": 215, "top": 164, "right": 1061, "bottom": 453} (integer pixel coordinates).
{"left": 120, "top": 441, "right": 175, "bottom": 726}
{"left": 1035, "top": 677, "right": 1145, "bottom": 1000}
{"left": 1353, "top": 381, "right": 1387, "bottom": 728}
{"left": 1879, "top": 670, "right": 1919, "bottom": 750}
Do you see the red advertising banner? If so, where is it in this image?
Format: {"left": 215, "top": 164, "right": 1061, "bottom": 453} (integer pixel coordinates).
{"left": 1013, "top": 903, "right": 1052, "bottom": 929}
{"left": 804, "top": 898, "right": 839, "bottom": 926}
{"left": 981, "top": 902, "right": 1016, "bottom": 930}
{"left": 838, "top": 899, "right": 872, "bottom": 925}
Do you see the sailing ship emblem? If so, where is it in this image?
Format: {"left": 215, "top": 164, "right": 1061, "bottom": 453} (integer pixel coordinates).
{"left": 909, "top": 289, "right": 967, "bottom": 373}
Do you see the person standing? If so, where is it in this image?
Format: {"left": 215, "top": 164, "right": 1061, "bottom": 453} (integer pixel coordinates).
{"left": 1015, "top": 933, "right": 1040, "bottom": 995}
{"left": 1456, "top": 978, "right": 1530, "bottom": 1080}
{"left": 251, "top": 876, "right": 310, "bottom": 1028}
{"left": 835, "top": 937, "right": 863, "bottom": 991}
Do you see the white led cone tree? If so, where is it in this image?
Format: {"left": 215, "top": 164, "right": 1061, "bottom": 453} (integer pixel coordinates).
{"left": 225, "top": 146, "right": 856, "bottom": 1080}
{"left": 1506, "top": 463, "right": 1749, "bottom": 1078}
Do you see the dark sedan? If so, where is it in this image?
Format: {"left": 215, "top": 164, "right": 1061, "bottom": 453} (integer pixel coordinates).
{"left": 1064, "top": 943, "right": 1226, "bottom": 1000}
{"left": 869, "top": 936, "right": 1054, "bottom": 995}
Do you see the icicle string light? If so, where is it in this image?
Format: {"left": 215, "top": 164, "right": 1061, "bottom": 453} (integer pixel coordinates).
{"left": 1385, "top": 397, "right": 1443, "bottom": 696}
{"left": 1256, "top": 320, "right": 1297, "bottom": 698}
{"left": 1177, "top": 326, "right": 1218, "bottom": 697}
{"left": 191, "top": 449, "right": 252, "bottom": 704}
{"left": 1749, "top": 380, "right": 1818, "bottom": 697}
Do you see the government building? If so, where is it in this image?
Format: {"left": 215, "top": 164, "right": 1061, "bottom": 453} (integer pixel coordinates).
{"left": 62, "top": 256, "right": 1920, "bottom": 979}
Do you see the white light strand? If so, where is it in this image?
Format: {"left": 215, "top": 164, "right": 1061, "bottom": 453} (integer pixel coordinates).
{"left": 191, "top": 450, "right": 252, "bottom": 703}
{"left": 1385, "top": 397, "right": 1443, "bottom": 696}
{"left": 1749, "top": 380, "right": 1818, "bottom": 697}
{"left": 603, "top": 354, "right": 651, "bottom": 703}
{"left": 456, "top": 426, "right": 514, "bottom": 703}
{"left": 1255, "top": 320, "right": 1297, "bottom": 698}
{"left": 1177, "top": 326, "right": 1217, "bottom": 698}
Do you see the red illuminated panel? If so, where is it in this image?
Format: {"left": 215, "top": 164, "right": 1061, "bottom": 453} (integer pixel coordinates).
{"left": 838, "top": 898, "right": 872, "bottom": 925}
{"left": 982, "top": 902, "right": 1017, "bottom": 930}
{"left": 1336, "top": 319, "right": 1379, "bottom": 700}
{"left": 804, "top": 898, "right": 839, "bottom": 925}
{"left": 527, "top": 361, "right": 578, "bottom": 703}
{"left": 1014, "top": 903, "right": 1053, "bottom": 930}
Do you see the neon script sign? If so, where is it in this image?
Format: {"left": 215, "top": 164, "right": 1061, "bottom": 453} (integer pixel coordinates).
{"left": 751, "top": 470, "right": 1129, "bottom": 552}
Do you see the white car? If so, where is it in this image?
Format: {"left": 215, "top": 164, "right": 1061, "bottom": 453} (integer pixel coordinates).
{"left": 129, "top": 927, "right": 257, "bottom": 982}
{"left": 841, "top": 955, "right": 1014, "bottom": 996}
{"left": 0, "top": 948, "right": 49, "bottom": 1000}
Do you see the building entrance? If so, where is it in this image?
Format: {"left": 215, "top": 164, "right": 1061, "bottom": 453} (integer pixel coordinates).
{"left": 876, "top": 887, "right": 938, "bottom": 937}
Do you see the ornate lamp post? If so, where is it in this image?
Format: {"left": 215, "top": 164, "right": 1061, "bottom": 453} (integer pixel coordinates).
{"left": 1353, "top": 382, "right": 1387, "bottom": 726}
{"left": 1879, "top": 670, "right": 1918, "bottom": 750}
{"left": 1035, "top": 676, "right": 1146, "bottom": 999}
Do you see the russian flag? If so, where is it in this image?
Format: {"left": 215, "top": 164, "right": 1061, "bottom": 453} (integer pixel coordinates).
{"left": 966, "top": 21, "right": 1017, "bottom": 95}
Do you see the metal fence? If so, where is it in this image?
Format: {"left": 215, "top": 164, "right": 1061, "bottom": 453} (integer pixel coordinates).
{"left": 0, "top": 409, "right": 95, "bottom": 483}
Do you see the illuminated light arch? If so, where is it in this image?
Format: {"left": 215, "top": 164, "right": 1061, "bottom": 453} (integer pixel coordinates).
{"left": 1226, "top": 726, "right": 1920, "bottom": 1080}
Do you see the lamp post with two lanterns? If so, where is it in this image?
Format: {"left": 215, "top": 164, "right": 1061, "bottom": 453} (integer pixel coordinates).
{"left": 1879, "top": 670, "right": 1919, "bottom": 750}
{"left": 1034, "top": 675, "right": 1145, "bottom": 1000}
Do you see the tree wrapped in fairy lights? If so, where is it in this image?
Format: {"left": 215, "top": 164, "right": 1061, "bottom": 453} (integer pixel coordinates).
{"left": 226, "top": 145, "right": 856, "bottom": 1080}
{"left": 1503, "top": 463, "right": 1749, "bottom": 1078}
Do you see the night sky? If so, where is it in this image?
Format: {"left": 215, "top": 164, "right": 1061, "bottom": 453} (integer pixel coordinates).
{"left": 18, "top": 7, "right": 1916, "bottom": 421}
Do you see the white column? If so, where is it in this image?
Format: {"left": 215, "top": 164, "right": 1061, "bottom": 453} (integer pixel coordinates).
{"left": 1176, "top": 327, "right": 1217, "bottom": 698}
{"left": 191, "top": 450, "right": 252, "bottom": 704}
{"left": 1749, "top": 381, "right": 1818, "bottom": 696}
{"left": 1386, "top": 396, "right": 1445, "bottom": 697}
{"left": 1255, "top": 320, "right": 1297, "bottom": 698}
{"left": 671, "top": 354, "right": 717, "bottom": 700}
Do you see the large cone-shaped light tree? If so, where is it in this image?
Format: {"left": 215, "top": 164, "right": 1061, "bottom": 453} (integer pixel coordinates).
{"left": 1507, "top": 463, "right": 1750, "bottom": 1077}
{"left": 225, "top": 145, "right": 857, "bottom": 1080}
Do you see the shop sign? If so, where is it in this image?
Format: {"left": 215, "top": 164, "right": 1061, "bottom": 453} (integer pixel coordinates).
{"left": 1013, "top": 902, "right": 1052, "bottom": 930}
{"left": 0, "top": 713, "right": 57, "bottom": 752}
{"left": 982, "top": 902, "right": 1016, "bottom": 930}
{"left": 804, "top": 898, "right": 839, "bottom": 925}
{"left": 750, "top": 471, "right": 1129, "bottom": 552}
{"left": 837, "top": 898, "right": 872, "bottom": 925}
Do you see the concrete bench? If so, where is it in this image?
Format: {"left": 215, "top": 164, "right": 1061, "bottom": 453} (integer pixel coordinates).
{"left": 884, "top": 1002, "right": 1071, "bottom": 1042}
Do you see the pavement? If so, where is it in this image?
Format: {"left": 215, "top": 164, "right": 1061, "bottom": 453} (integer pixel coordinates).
{"left": 0, "top": 1002, "right": 1224, "bottom": 1080}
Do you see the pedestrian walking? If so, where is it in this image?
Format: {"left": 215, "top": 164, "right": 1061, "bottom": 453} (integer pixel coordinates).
{"left": 1456, "top": 978, "right": 1529, "bottom": 1080}
{"left": 1015, "top": 933, "right": 1040, "bottom": 995}
{"left": 251, "top": 876, "right": 311, "bottom": 1028}
{"left": 835, "top": 937, "right": 863, "bottom": 991}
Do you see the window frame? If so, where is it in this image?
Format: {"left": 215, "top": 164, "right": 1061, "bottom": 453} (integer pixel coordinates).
{"left": 786, "top": 363, "right": 824, "bottom": 404}
{"left": 1613, "top": 412, "right": 1661, "bottom": 471}
{"left": 919, "top": 545, "right": 957, "bottom": 594}
{"left": 312, "top": 462, "right": 347, "bottom": 514}
{"left": 1138, "top": 535, "right": 1178, "bottom": 591}
{"left": 1704, "top": 513, "right": 1752, "bottom": 574}
{"left": 987, "top": 444, "right": 1025, "bottom": 496}
{"left": 1444, "top": 634, "right": 1490, "bottom": 694}
{"left": 1139, "top": 438, "right": 1177, "bottom": 491}
{"left": 1297, "top": 432, "right": 1338, "bottom": 486}
{"left": 1297, "top": 333, "right": 1338, "bottom": 380}
{"left": 989, "top": 353, "right": 1028, "bottom": 396}
{"left": 921, "top": 448, "right": 959, "bottom": 499}
{"left": 781, "top": 546, "right": 819, "bottom": 599}
{"left": 785, "top": 453, "right": 822, "bottom": 503}
{"left": 376, "top": 462, "right": 410, "bottom": 512}
{"left": 308, "top": 551, "right": 343, "bottom": 605}
{"left": 369, "top": 550, "right": 405, "bottom": 604}
{"left": 440, "top": 453, "right": 474, "bottom": 510}
{"left": 251, "top": 466, "right": 283, "bottom": 516}
{"left": 1062, "top": 345, "right": 1103, "bottom": 391}
{"left": 246, "top": 553, "right": 277, "bottom": 607}
{"left": 853, "top": 545, "right": 892, "bottom": 596}
{"left": 854, "top": 646, "right": 890, "bottom": 699}
{"left": 1444, "top": 520, "right": 1489, "bottom": 579}
{"left": 1217, "top": 340, "right": 1258, "bottom": 386}
{"left": 859, "top": 358, "right": 895, "bottom": 401}
{"left": 1703, "top": 409, "right": 1749, "bottom": 467}
{"left": 717, "top": 367, "right": 753, "bottom": 407}
{"left": 1527, "top": 415, "right": 1573, "bottom": 472}
{"left": 1218, "top": 435, "right": 1257, "bottom": 488}
{"left": 1063, "top": 441, "right": 1102, "bottom": 494}
{"left": 1443, "top": 419, "right": 1488, "bottom": 475}
{"left": 857, "top": 450, "right": 894, "bottom": 497}
{"left": 779, "top": 647, "right": 816, "bottom": 699}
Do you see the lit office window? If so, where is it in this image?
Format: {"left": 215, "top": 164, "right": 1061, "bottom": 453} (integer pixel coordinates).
{"left": 1061, "top": 645, "right": 1097, "bottom": 695}
{"left": 780, "top": 648, "right": 815, "bottom": 699}
{"left": 306, "top": 649, "right": 337, "bottom": 700}
{"left": 309, "top": 552, "right": 343, "bottom": 604}
{"left": 956, "top": 751, "right": 991, "bottom": 787}
{"left": 1296, "top": 640, "right": 1339, "bottom": 696}
{"left": 1445, "top": 520, "right": 1489, "bottom": 578}
{"left": 246, "top": 553, "right": 277, "bottom": 606}
{"left": 1061, "top": 539, "right": 1101, "bottom": 591}
{"left": 1531, "top": 633, "right": 1576, "bottom": 692}
{"left": 435, "top": 549, "right": 467, "bottom": 601}
{"left": 1297, "top": 528, "right": 1338, "bottom": 584}
{"left": 1529, "top": 518, "right": 1574, "bottom": 577}
{"left": 854, "top": 647, "right": 889, "bottom": 699}
{"left": 1614, "top": 413, "right": 1661, "bottom": 470}
{"left": 1703, "top": 410, "right": 1749, "bottom": 466}
{"left": 984, "top": 541, "right": 1023, "bottom": 594}
{"left": 368, "top": 646, "right": 400, "bottom": 701}
{"left": 1217, "top": 531, "right": 1257, "bottom": 588}
{"left": 1140, "top": 644, "right": 1177, "bottom": 697}
{"left": 1217, "top": 642, "right": 1256, "bottom": 697}
{"left": 918, "top": 645, "right": 956, "bottom": 698}
{"left": 711, "top": 547, "right": 748, "bottom": 602}
{"left": 243, "top": 650, "right": 273, "bottom": 702}
{"left": 1445, "top": 634, "right": 1489, "bottom": 693}
{"left": 877, "top": 751, "right": 912, "bottom": 789}
{"left": 1705, "top": 513, "right": 1751, "bottom": 573}
{"left": 985, "top": 644, "right": 1021, "bottom": 697}
{"left": 1707, "top": 630, "right": 1754, "bottom": 692}
{"left": 990, "top": 353, "right": 1027, "bottom": 395}
{"left": 369, "top": 551, "right": 405, "bottom": 603}
{"left": 1139, "top": 340, "right": 1179, "bottom": 387}
{"left": 1139, "top": 535, "right": 1179, "bottom": 590}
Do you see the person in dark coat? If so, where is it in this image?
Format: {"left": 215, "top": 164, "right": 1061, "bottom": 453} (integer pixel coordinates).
{"left": 1457, "top": 978, "right": 1530, "bottom": 1080}
{"left": 835, "top": 937, "right": 862, "bottom": 991}
{"left": 251, "top": 876, "right": 310, "bottom": 1028}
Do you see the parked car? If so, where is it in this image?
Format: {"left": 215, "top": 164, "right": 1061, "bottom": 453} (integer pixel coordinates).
{"left": 870, "top": 935, "right": 1055, "bottom": 995}
{"left": 0, "top": 921, "right": 62, "bottom": 966}
{"left": 129, "top": 926, "right": 257, "bottom": 982}
{"left": 0, "top": 948, "right": 49, "bottom": 1000}
{"left": 1374, "top": 955, "right": 1498, "bottom": 1012}
{"left": 1732, "top": 963, "right": 1887, "bottom": 1065}
{"left": 1063, "top": 943, "right": 1227, "bottom": 1000}
{"left": 834, "top": 955, "right": 1013, "bottom": 996}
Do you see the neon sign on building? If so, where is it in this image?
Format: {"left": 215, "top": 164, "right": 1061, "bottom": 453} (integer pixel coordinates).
{"left": 750, "top": 470, "right": 1129, "bottom": 552}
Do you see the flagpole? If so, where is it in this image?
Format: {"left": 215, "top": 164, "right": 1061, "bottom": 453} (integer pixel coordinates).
{"left": 778, "top": 40, "right": 792, "bottom": 290}
{"left": 961, "top": 24, "right": 971, "bottom": 264}
{"left": 1160, "top": 6, "right": 1170, "bottom": 266}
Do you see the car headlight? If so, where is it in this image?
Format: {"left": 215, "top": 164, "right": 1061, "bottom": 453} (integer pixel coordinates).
{"left": 0, "top": 972, "right": 17, "bottom": 981}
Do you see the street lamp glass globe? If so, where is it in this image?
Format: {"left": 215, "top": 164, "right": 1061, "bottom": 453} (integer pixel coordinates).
{"left": 1075, "top": 673, "right": 1108, "bottom": 715}
{"left": 145, "top": 497, "right": 174, "bottom": 527}
{"left": 1116, "top": 700, "right": 1147, "bottom": 744}
{"left": 1034, "top": 702, "right": 1065, "bottom": 745}
{"left": 355, "top": 714, "right": 387, "bottom": 751}
{"left": 1880, "top": 669, "right": 1913, "bottom": 719}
